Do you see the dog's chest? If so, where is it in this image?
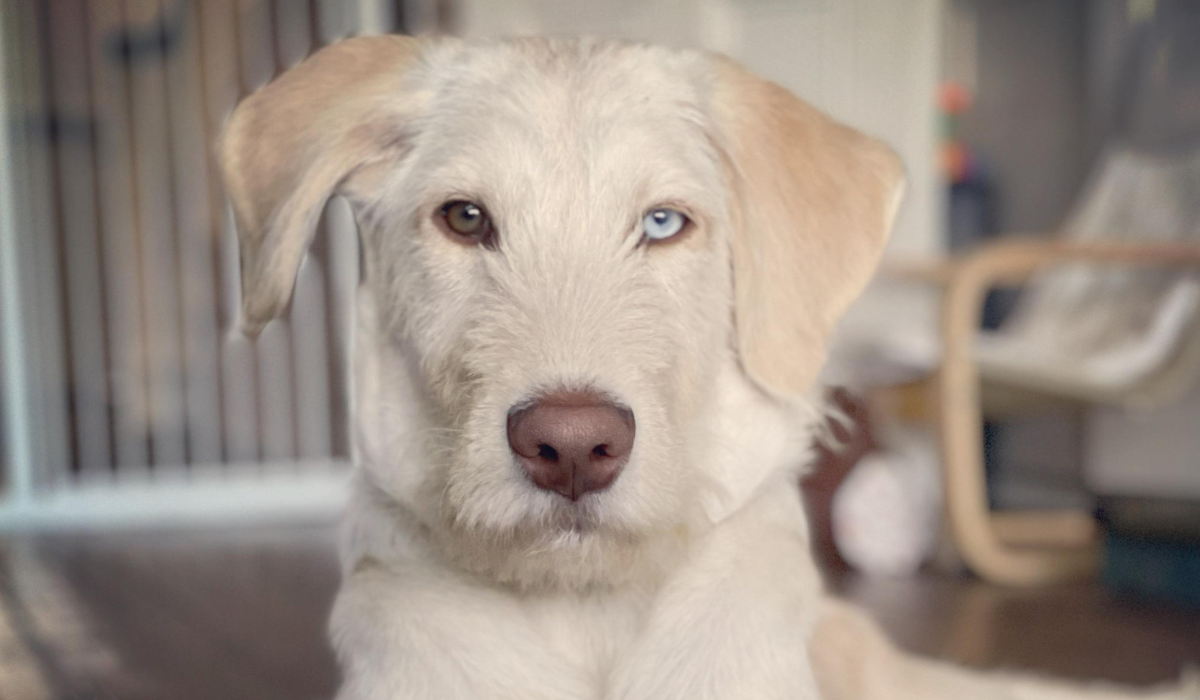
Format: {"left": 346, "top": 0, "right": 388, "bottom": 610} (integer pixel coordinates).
{"left": 522, "top": 588, "right": 650, "bottom": 679}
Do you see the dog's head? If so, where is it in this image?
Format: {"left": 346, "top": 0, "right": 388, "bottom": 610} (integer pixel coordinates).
{"left": 220, "top": 36, "right": 902, "bottom": 589}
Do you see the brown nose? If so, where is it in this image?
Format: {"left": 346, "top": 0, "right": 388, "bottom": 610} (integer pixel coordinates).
{"left": 506, "top": 391, "right": 635, "bottom": 501}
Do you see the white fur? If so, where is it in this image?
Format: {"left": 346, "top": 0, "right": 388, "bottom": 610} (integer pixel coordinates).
{"left": 222, "top": 37, "right": 1197, "bottom": 700}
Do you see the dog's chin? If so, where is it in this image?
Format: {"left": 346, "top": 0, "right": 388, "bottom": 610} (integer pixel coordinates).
{"left": 434, "top": 502, "right": 688, "bottom": 591}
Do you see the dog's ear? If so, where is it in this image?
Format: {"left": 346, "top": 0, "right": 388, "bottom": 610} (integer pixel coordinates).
{"left": 710, "top": 57, "right": 905, "bottom": 398}
{"left": 219, "top": 35, "right": 424, "bottom": 336}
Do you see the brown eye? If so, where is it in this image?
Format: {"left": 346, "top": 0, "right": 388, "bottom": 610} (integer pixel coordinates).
{"left": 437, "top": 200, "right": 495, "bottom": 246}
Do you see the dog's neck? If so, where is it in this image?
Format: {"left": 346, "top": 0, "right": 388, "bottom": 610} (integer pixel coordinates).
{"left": 694, "top": 367, "right": 824, "bottom": 525}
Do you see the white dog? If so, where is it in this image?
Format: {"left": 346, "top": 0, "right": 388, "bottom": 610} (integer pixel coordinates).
{"left": 219, "top": 35, "right": 1195, "bottom": 700}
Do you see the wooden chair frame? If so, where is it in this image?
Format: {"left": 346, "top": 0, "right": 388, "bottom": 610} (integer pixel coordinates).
{"left": 887, "top": 241, "right": 1200, "bottom": 586}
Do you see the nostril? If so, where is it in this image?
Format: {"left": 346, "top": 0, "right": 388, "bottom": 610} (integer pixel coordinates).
{"left": 537, "top": 444, "right": 558, "bottom": 462}
{"left": 592, "top": 444, "right": 608, "bottom": 458}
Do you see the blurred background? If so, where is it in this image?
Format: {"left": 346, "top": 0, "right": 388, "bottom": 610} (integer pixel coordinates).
{"left": 0, "top": 0, "right": 1197, "bottom": 698}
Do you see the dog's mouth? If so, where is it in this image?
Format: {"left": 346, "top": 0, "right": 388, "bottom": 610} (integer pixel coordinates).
{"left": 539, "top": 491, "right": 606, "bottom": 533}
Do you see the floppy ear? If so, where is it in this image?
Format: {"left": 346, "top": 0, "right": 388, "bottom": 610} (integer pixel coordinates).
{"left": 710, "top": 57, "right": 905, "bottom": 398}
{"left": 219, "top": 35, "right": 424, "bottom": 336}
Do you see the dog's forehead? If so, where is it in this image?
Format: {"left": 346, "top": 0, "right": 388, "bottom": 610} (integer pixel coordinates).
{"left": 406, "top": 39, "right": 722, "bottom": 209}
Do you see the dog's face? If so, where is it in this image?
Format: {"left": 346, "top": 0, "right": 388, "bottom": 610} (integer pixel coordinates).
{"left": 220, "top": 37, "right": 902, "bottom": 589}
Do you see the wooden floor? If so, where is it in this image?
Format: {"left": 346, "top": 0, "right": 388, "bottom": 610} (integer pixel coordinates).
{"left": 0, "top": 526, "right": 341, "bottom": 700}
{"left": 0, "top": 525, "right": 1197, "bottom": 700}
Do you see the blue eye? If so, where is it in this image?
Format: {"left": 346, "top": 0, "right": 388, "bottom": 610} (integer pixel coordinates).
{"left": 642, "top": 208, "right": 689, "bottom": 242}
